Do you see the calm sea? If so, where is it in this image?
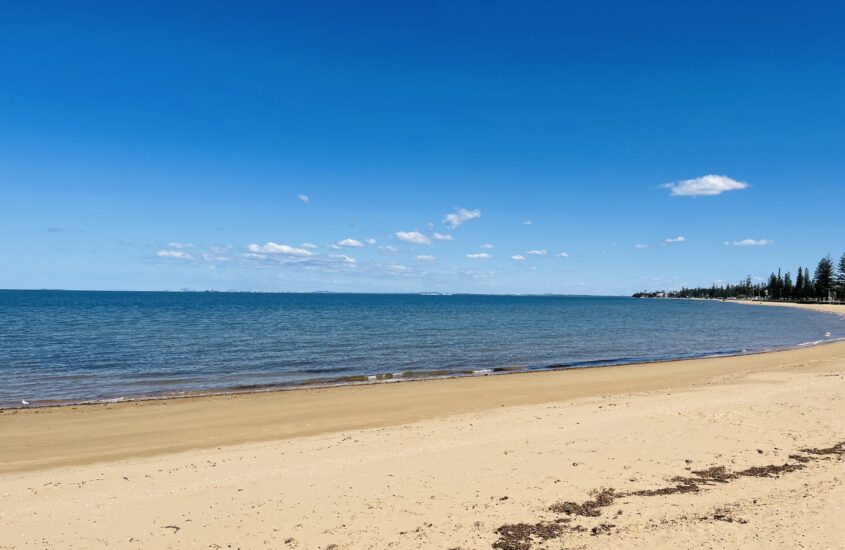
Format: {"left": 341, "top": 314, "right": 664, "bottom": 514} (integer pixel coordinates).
{"left": 1, "top": 290, "right": 843, "bottom": 408}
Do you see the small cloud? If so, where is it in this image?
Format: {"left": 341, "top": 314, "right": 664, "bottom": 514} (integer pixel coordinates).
{"left": 157, "top": 250, "right": 193, "bottom": 259}
{"left": 329, "top": 254, "right": 357, "bottom": 264}
{"left": 511, "top": 255, "right": 525, "bottom": 261}
{"left": 365, "top": 238, "right": 376, "bottom": 245}
{"left": 300, "top": 243, "right": 318, "bottom": 249}
{"left": 467, "top": 253, "right": 492, "bottom": 259}
{"left": 556, "top": 252, "right": 570, "bottom": 258}
{"left": 480, "top": 243, "right": 494, "bottom": 249}
{"left": 383, "top": 264, "right": 413, "bottom": 275}
{"left": 415, "top": 255, "right": 436, "bottom": 262}
{"left": 47, "top": 227, "right": 64, "bottom": 233}
{"left": 725, "top": 239, "right": 774, "bottom": 246}
{"left": 378, "top": 245, "right": 399, "bottom": 255}
{"left": 395, "top": 231, "right": 431, "bottom": 245}
{"left": 168, "top": 242, "right": 195, "bottom": 249}
{"left": 443, "top": 208, "right": 481, "bottom": 229}
{"left": 336, "top": 238, "right": 364, "bottom": 248}
{"left": 248, "top": 242, "right": 314, "bottom": 256}
{"left": 242, "top": 252, "right": 268, "bottom": 260}
{"left": 661, "top": 175, "right": 749, "bottom": 197}
{"left": 525, "top": 249, "right": 548, "bottom": 256}
{"left": 522, "top": 220, "right": 533, "bottom": 225}
{"left": 664, "top": 236, "right": 685, "bottom": 244}
{"left": 432, "top": 232, "right": 454, "bottom": 241}
{"left": 635, "top": 244, "right": 650, "bottom": 249}
{"left": 297, "top": 194, "right": 309, "bottom": 204}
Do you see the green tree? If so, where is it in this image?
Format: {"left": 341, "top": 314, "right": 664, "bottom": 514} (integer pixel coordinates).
{"left": 814, "top": 255, "right": 834, "bottom": 300}
{"left": 836, "top": 252, "right": 845, "bottom": 300}
{"left": 795, "top": 267, "right": 804, "bottom": 300}
{"left": 804, "top": 267, "right": 812, "bottom": 299}
{"left": 783, "top": 271, "right": 793, "bottom": 299}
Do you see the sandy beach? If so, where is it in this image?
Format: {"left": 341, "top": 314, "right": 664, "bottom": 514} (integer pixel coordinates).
{"left": 1, "top": 303, "right": 843, "bottom": 549}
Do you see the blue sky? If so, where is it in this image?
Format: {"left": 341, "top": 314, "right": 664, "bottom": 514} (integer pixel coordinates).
{"left": 1, "top": 1, "right": 843, "bottom": 294}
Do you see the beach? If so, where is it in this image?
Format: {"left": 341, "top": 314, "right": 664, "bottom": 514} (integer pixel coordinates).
{"left": 1, "top": 303, "right": 844, "bottom": 548}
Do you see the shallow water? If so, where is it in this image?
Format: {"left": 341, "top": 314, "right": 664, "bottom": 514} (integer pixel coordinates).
{"left": 1, "top": 290, "right": 843, "bottom": 407}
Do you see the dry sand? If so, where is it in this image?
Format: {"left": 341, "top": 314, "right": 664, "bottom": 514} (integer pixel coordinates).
{"left": 1, "top": 302, "right": 844, "bottom": 549}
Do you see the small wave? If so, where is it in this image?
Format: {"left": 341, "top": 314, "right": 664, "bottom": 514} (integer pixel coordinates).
{"left": 798, "top": 339, "right": 825, "bottom": 347}
{"left": 473, "top": 368, "right": 493, "bottom": 376}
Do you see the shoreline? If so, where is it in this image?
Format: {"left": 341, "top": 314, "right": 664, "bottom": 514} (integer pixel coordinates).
{"left": 5, "top": 299, "right": 844, "bottom": 412}
{"left": 6, "top": 334, "right": 844, "bottom": 412}
{"left": 3, "top": 337, "right": 845, "bottom": 475}
{"left": 2, "top": 301, "right": 844, "bottom": 547}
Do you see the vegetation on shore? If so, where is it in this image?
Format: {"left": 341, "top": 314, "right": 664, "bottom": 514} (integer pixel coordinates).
{"left": 634, "top": 251, "right": 845, "bottom": 302}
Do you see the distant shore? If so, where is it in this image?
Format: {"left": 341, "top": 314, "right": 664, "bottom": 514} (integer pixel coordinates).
{"left": 1, "top": 302, "right": 844, "bottom": 548}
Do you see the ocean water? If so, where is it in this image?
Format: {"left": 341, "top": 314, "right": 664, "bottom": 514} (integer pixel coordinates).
{"left": 1, "top": 290, "right": 844, "bottom": 408}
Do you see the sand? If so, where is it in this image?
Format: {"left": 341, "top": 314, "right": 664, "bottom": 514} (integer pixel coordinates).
{"left": 1, "top": 302, "right": 843, "bottom": 549}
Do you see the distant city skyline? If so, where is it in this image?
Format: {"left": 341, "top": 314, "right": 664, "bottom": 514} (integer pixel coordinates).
{"left": 2, "top": 2, "right": 843, "bottom": 294}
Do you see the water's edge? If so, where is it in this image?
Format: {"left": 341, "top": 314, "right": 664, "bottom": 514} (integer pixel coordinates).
{"left": 8, "top": 331, "right": 844, "bottom": 411}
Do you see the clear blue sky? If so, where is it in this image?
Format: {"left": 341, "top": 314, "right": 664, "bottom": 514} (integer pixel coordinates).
{"left": 1, "top": 1, "right": 843, "bottom": 294}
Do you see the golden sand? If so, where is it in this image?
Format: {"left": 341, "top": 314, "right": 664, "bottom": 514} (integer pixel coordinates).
{"left": 1, "top": 302, "right": 843, "bottom": 548}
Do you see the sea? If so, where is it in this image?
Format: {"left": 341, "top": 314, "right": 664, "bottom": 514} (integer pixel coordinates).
{"left": 1, "top": 290, "right": 844, "bottom": 408}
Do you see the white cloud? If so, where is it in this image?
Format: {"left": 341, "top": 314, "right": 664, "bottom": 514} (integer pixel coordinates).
{"left": 384, "top": 264, "right": 413, "bottom": 275}
{"left": 664, "top": 236, "right": 685, "bottom": 244}
{"left": 365, "top": 238, "right": 376, "bottom": 245}
{"left": 336, "top": 238, "right": 364, "bottom": 248}
{"left": 300, "top": 243, "right": 318, "bottom": 249}
{"left": 395, "top": 231, "right": 431, "bottom": 245}
{"left": 297, "top": 194, "right": 309, "bottom": 204}
{"left": 661, "top": 175, "right": 749, "bottom": 197}
{"left": 168, "top": 242, "right": 194, "bottom": 249}
{"left": 415, "top": 255, "right": 436, "bottom": 262}
{"left": 443, "top": 208, "right": 481, "bottom": 228}
{"left": 329, "top": 254, "right": 357, "bottom": 264}
{"left": 556, "top": 252, "right": 570, "bottom": 258}
{"left": 635, "top": 244, "right": 650, "bottom": 249}
{"left": 526, "top": 249, "right": 548, "bottom": 256}
{"left": 725, "top": 239, "right": 774, "bottom": 246}
{"left": 480, "top": 243, "right": 494, "bottom": 249}
{"left": 467, "top": 253, "right": 492, "bottom": 259}
{"left": 242, "top": 252, "right": 267, "bottom": 260}
{"left": 522, "top": 220, "right": 533, "bottom": 225}
{"left": 432, "top": 232, "right": 454, "bottom": 241}
{"left": 378, "top": 245, "right": 399, "bottom": 255}
{"left": 511, "top": 255, "right": 525, "bottom": 261}
{"left": 157, "top": 249, "right": 193, "bottom": 259}
{"left": 248, "top": 242, "right": 314, "bottom": 256}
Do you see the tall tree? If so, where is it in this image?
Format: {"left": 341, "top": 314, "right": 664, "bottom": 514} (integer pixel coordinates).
{"left": 767, "top": 272, "right": 778, "bottom": 299}
{"left": 814, "top": 255, "right": 834, "bottom": 300}
{"left": 783, "top": 271, "right": 793, "bottom": 299}
{"left": 795, "top": 266, "right": 804, "bottom": 300}
{"left": 836, "top": 252, "right": 845, "bottom": 299}
{"left": 804, "top": 267, "right": 812, "bottom": 299}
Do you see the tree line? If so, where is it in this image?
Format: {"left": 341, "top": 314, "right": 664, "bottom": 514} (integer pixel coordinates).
{"left": 634, "top": 251, "right": 845, "bottom": 302}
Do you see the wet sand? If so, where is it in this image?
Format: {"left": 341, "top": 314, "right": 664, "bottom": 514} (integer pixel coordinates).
{"left": 1, "top": 302, "right": 843, "bottom": 548}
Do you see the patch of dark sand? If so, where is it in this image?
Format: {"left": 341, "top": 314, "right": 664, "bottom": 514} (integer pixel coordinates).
{"left": 801, "top": 442, "right": 845, "bottom": 457}
{"left": 548, "top": 488, "right": 617, "bottom": 517}
{"left": 493, "top": 441, "right": 844, "bottom": 549}
{"left": 492, "top": 519, "right": 570, "bottom": 550}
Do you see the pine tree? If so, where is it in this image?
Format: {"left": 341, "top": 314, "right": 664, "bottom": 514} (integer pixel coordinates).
{"left": 783, "top": 271, "right": 793, "bottom": 299}
{"left": 814, "top": 255, "right": 834, "bottom": 300}
{"left": 835, "top": 252, "right": 845, "bottom": 300}
{"left": 804, "top": 267, "right": 812, "bottom": 299}
{"left": 795, "top": 267, "right": 804, "bottom": 300}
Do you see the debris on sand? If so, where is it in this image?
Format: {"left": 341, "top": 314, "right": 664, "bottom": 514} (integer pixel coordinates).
{"left": 492, "top": 440, "right": 844, "bottom": 549}
{"left": 548, "top": 488, "right": 617, "bottom": 517}
{"left": 492, "top": 520, "right": 568, "bottom": 550}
